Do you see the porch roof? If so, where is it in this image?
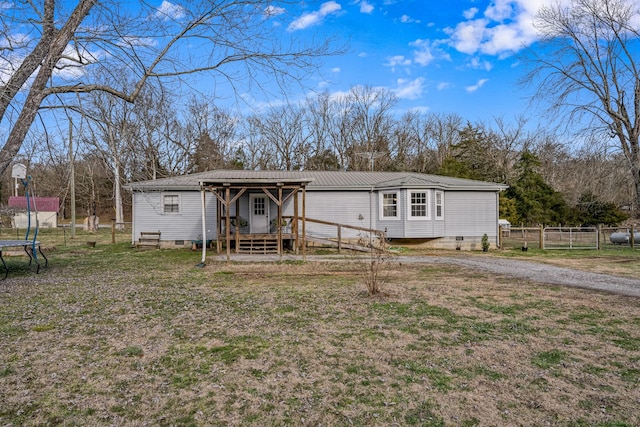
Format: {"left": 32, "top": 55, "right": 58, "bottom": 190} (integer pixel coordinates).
{"left": 199, "top": 177, "right": 314, "bottom": 188}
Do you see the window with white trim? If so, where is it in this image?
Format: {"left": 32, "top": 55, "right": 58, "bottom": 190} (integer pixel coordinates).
{"left": 380, "top": 192, "right": 399, "bottom": 219}
{"left": 163, "top": 194, "right": 180, "bottom": 214}
{"left": 435, "top": 191, "right": 444, "bottom": 220}
{"left": 408, "top": 191, "right": 429, "bottom": 220}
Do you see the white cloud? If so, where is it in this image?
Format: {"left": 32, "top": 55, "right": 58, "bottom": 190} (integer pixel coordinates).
{"left": 465, "top": 78, "right": 489, "bottom": 93}
{"left": 385, "top": 55, "right": 411, "bottom": 72}
{"left": 55, "top": 44, "right": 105, "bottom": 79}
{"left": 468, "top": 57, "right": 493, "bottom": 71}
{"left": 410, "top": 39, "right": 450, "bottom": 66}
{"left": 359, "top": 0, "right": 374, "bottom": 14}
{"left": 288, "top": 1, "right": 341, "bottom": 31}
{"left": 409, "top": 105, "right": 431, "bottom": 114}
{"left": 463, "top": 7, "right": 479, "bottom": 20}
{"left": 0, "top": 32, "right": 29, "bottom": 50}
{"left": 264, "top": 5, "right": 286, "bottom": 18}
{"left": 437, "top": 82, "right": 452, "bottom": 91}
{"left": 485, "top": 0, "right": 515, "bottom": 21}
{"left": 447, "top": 18, "right": 488, "bottom": 55}
{"left": 331, "top": 67, "right": 341, "bottom": 73}
{"left": 154, "top": 1, "right": 185, "bottom": 20}
{"left": 0, "top": 53, "right": 22, "bottom": 86}
{"left": 1, "top": 41, "right": 103, "bottom": 85}
{"left": 400, "top": 15, "right": 420, "bottom": 24}
{"left": 446, "top": 0, "right": 554, "bottom": 57}
{"left": 393, "top": 77, "right": 425, "bottom": 100}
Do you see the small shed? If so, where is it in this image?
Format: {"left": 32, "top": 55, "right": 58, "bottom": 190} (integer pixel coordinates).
{"left": 8, "top": 196, "right": 60, "bottom": 229}
{"left": 498, "top": 219, "right": 511, "bottom": 237}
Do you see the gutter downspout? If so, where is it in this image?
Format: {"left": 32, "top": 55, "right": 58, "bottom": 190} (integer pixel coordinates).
{"left": 496, "top": 191, "right": 500, "bottom": 248}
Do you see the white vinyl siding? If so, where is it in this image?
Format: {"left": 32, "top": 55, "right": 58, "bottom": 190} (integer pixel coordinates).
{"left": 443, "top": 191, "right": 496, "bottom": 236}
{"left": 163, "top": 194, "right": 180, "bottom": 214}
{"left": 408, "top": 190, "right": 429, "bottom": 220}
{"left": 435, "top": 191, "right": 444, "bottom": 220}
{"left": 380, "top": 191, "right": 400, "bottom": 220}
{"left": 132, "top": 191, "right": 217, "bottom": 242}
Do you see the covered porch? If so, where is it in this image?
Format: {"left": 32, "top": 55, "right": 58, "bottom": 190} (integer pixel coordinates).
{"left": 199, "top": 177, "right": 313, "bottom": 261}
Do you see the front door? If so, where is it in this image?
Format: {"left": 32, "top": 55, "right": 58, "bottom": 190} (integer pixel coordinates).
{"left": 250, "top": 194, "right": 269, "bottom": 234}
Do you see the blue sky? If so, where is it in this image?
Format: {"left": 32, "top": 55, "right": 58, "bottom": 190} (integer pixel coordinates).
{"left": 1, "top": 0, "right": 559, "bottom": 133}
{"left": 256, "top": 0, "right": 554, "bottom": 124}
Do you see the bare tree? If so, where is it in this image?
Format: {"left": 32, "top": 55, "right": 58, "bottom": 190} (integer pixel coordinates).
{"left": 0, "top": 0, "right": 336, "bottom": 176}
{"left": 129, "top": 88, "right": 187, "bottom": 180}
{"left": 305, "top": 93, "right": 341, "bottom": 170}
{"left": 249, "top": 105, "right": 311, "bottom": 171}
{"left": 242, "top": 117, "right": 274, "bottom": 170}
{"left": 523, "top": 0, "right": 640, "bottom": 208}
{"left": 393, "top": 111, "right": 463, "bottom": 174}
{"left": 186, "top": 98, "right": 242, "bottom": 173}
{"left": 81, "top": 81, "right": 139, "bottom": 231}
{"left": 345, "top": 86, "right": 397, "bottom": 171}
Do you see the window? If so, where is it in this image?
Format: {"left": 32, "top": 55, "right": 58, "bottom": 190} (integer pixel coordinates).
{"left": 253, "top": 197, "right": 265, "bottom": 215}
{"left": 435, "top": 191, "right": 444, "bottom": 220}
{"left": 408, "top": 191, "right": 429, "bottom": 220}
{"left": 163, "top": 194, "right": 180, "bottom": 214}
{"left": 380, "top": 192, "right": 399, "bottom": 219}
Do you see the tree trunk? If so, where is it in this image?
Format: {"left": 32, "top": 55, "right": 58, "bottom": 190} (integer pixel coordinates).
{"left": 114, "top": 165, "right": 125, "bottom": 232}
{"left": 0, "top": 0, "right": 96, "bottom": 176}
{"left": 84, "top": 214, "right": 99, "bottom": 232}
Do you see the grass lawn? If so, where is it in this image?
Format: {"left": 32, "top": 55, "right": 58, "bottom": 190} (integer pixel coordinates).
{"left": 1, "top": 230, "right": 639, "bottom": 426}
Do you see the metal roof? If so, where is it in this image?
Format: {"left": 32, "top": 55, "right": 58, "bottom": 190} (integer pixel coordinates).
{"left": 126, "top": 170, "right": 508, "bottom": 192}
{"left": 8, "top": 196, "right": 60, "bottom": 212}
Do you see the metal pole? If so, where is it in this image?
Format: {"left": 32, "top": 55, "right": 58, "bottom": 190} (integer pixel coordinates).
{"left": 69, "top": 118, "right": 76, "bottom": 239}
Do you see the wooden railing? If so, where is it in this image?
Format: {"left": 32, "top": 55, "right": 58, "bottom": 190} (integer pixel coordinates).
{"left": 288, "top": 216, "right": 386, "bottom": 252}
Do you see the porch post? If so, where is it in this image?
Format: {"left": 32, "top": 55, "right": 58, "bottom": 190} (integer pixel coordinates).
{"left": 278, "top": 185, "right": 283, "bottom": 259}
{"left": 235, "top": 195, "right": 240, "bottom": 254}
{"left": 302, "top": 185, "right": 306, "bottom": 261}
{"left": 293, "top": 187, "right": 299, "bottom": 255}
{"left": 200, "top": 186, "right": 207, "bottom": 265}
{"left": 216, "top": 190, "right": 221, "bottom": 254}
{"left": 225, "top": 186, "right": 231, "bottom": 261}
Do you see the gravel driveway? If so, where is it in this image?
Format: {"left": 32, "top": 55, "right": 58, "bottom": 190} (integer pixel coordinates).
{"left": 400, "top": 255, "right": 640, "bottom": 298}
{"left": 211, "top": 253, "right": 640, "bottom": 297}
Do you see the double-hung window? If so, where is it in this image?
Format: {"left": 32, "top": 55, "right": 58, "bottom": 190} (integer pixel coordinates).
{"left": 163, "top": 194, "right": 180, "bottom": 214}
{"left": 435, "top": 191, "right": 444, "bottom": 220}
{"left": 380, "top": 192, "right": 399, "bottom": 219}
{"left": 408, "top": 191, "right": 429, "bottom": 220}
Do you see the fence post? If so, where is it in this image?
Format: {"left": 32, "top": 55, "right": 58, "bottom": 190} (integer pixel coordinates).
{"left": 540, "top": 225, "right": 544, "bottom": 250}
{"left": 597, "top": 224, "right": 601, "bottom": 250}
{"left": 337, "top": 225, "right": 342, "bottom": 253}
{"left": 112, "top": 219, "right": 116, "bottom": 244}
{"left": 632, "top": 225, "right": 635, "bottom": 250}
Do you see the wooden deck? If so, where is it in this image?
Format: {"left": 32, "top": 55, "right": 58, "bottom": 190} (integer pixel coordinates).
{"left": 214, "top": 217, "right": 386, "bottom": 260}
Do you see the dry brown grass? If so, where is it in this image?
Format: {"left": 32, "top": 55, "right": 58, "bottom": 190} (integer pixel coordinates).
{"left": 1, "top": 244, "right": 639, "bottom": 426}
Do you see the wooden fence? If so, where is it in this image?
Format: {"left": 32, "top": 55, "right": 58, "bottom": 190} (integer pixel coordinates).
{"left": 500, "top": 225, "right": 640, "bottom": 250}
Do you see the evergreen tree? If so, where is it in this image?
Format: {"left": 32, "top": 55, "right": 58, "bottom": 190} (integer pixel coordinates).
{"left": 504, "top": 151, "right": 570, "bottom": 225}
{"left": 573, "top": 192, "right": 627, "bottom": 226}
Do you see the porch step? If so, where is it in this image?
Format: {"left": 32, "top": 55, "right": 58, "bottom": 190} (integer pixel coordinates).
{"left": 238, "top": 237, "right": 279, "bottom": 254}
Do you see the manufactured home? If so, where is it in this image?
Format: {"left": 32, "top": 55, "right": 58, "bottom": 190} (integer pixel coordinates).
{"left": 127, "top": 170, "right": 507, "bottom": 255}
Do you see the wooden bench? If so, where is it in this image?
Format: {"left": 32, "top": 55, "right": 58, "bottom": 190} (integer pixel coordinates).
{"left": 135, "top": 231, "right": 161, "bottom": 249}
